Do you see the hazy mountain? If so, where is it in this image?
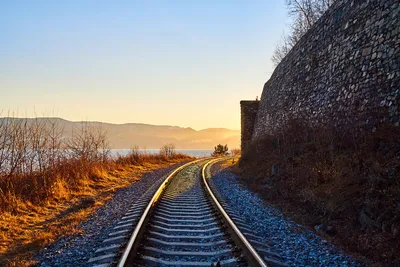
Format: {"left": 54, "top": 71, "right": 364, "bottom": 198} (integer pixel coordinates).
{"left": 0, "top": 117, "right": 240, "bottom": 149}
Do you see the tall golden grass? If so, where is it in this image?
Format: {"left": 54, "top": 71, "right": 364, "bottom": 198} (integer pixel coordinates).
{"left": 0, "top": 116, "right": 192, "bottom": 266}
{"left": 0, "top": 116, "right": 190, "bottom": 213}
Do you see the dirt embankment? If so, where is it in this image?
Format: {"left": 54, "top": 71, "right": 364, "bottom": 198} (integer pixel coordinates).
{"left": 237, "top": 120, "right": 400, "bottom": 266}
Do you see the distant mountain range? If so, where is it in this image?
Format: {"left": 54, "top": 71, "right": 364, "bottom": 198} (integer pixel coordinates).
{"left": 0, "top": 117, "right": 240, "bottom": 149}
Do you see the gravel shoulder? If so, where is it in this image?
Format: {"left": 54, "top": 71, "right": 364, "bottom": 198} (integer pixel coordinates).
{"left": 34, "top": 161, "right": 189, "bottom": 267}
{"left": 210, "top": 168, "right": 365, "bottom": 267}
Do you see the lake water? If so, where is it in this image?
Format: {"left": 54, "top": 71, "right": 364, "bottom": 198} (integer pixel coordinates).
{"left": 109, "top": 149, "right": 213, "bottom": 158}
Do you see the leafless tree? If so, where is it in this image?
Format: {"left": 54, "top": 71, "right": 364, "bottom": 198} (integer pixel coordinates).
{"left": 7, "top": 118, "right": 29, "bottom": 177}
{"left": 45, "top": 118, "right": 64, "bottom": 168}
{"left": 0, "top": 115, "right": 9, "bottom": 175}
{"left": 67, "top": 122, "right": 110, "bottom": 162}
{"left": 0, "top": 114, "right": 114, "bottom": 212}
{"left": 272, "top": 0, "right": 336, "bottom": 65}
{"left": 0, "top": 115, "right": 110, "bottom": 177}
{"left": 272, "top": 34, "right": 295, "bottom": 66}
{"left": 28, "top": 118, "right": 48, "bottom": 174}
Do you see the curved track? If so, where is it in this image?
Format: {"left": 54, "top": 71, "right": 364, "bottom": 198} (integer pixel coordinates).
{"left": 113, "top": 158, "right": 277, "bottom": 266}
{"left": 88, "top": 159, "right": 286, "bottom": 266}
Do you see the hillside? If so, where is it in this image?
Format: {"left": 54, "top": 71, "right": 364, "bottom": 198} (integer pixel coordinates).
{"left": 0, "top": 117, "right": 240, "bottom": 149}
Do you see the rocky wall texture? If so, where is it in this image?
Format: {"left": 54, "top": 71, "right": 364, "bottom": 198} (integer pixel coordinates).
{"left": 240, "top": 100, "right": 259, "bottom": 152}
{"left": 253, "top": 0, "right": 400, "bottom": 139}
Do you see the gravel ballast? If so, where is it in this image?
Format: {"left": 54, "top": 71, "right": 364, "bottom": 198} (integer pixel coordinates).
{"left": 34, "top": 161, "right": 189, "bottom": 267}
{"left": 210, "top": 171, "right": 364, "bottom": 267}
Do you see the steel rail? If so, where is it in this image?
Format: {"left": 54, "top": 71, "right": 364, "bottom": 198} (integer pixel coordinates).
{"left": 117, "top": 158, "right": 204, "bottom": 267}
{"left": 202, "top": 158, "right": 268, "bottom": 267}
{"left": 118, "top": 157, "right": 268, "bottom": 266}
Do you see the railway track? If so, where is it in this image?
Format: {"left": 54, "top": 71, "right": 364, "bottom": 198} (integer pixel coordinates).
{"left": 88, "top": 159, "right": 286, "bottom": 266}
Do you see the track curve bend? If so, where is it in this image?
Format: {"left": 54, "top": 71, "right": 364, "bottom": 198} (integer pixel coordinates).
{"left": 113, "top": 159, "right": 285, "bottom": 267}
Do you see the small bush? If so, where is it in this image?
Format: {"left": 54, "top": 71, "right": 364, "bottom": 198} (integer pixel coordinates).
{"left": 212, "top": 144, "right": 229, "bottom": 156}
{"left": 159, "top": 143, "right": 176, "bottom": 158}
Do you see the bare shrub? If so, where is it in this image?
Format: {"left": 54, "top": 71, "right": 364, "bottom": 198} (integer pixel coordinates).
{"left": 67, "top": 122, "right": 110, "bottom": 162}
{"left": 231, "top": 148, "right": 241, "bottom": 156}
{"left": 0, "top": 114, "right": 192, "bottom": 213}
{"left": 116, "top": 146, "right": 145, "bottom": 165}
{"left": 0, "top": 116, "right": 111, "bottom": 211}
{"left": 45, "top": 118, "right": 65, "bottom": 168}
{"left": 159, "top": 143, "right": 176, "bottom": 158}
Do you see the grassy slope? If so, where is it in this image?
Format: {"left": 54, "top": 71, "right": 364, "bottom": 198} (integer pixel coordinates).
{"left": 0, "top": 155, "right": 191, "bottom": 267}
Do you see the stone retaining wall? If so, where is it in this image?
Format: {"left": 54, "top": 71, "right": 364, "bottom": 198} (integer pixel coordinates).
{"left": 240, "top": 100, "right": 259, "bottom": 152}
{"left": 253, "top": 0, "right": 400, "bottom": 139}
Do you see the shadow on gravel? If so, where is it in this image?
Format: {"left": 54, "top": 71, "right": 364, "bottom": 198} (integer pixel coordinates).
{"left": 34, "top": 198, "right": 96, "bottom": 228}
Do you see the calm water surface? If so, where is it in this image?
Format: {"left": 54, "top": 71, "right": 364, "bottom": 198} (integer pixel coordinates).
{"left": 109, "top": 149, "right": 213, "bottom": 158}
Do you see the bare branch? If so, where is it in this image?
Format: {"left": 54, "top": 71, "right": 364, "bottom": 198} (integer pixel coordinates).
{"left": 272, "top": 0, "right": 336, "bottom": 65}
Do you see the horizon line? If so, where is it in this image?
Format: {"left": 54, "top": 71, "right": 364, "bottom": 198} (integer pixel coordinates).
{"left": 0, "top": 116, "right": 240, "bottom": 132}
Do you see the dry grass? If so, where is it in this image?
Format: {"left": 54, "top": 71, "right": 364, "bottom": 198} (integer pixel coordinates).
{"left": 0, "top": 153, "right": 192, "bottom": 266}
{"left": 0, "top": 116, "right": 193, "bottom": 265}
{"left": 238, "top": 119, "right": 400, "bottom": 265}
{"left": 209, "top": 157, "right": 240, "bottom": 178}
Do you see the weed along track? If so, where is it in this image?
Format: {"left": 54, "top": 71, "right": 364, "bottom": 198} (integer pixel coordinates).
{"left": 87, "top": 159, "right": 286, "bottom": 266}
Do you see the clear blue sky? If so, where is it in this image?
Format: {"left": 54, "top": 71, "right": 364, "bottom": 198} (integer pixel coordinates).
{"left": 1, "top": 1, "right": 289, "bottom": 130}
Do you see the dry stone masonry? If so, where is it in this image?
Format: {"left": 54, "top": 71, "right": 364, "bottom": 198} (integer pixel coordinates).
{"left": 252, "top": 0, "right": 400, "bottom": 139}
{"left": 240, "top": 100, "right": 259, "bottom": 153}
